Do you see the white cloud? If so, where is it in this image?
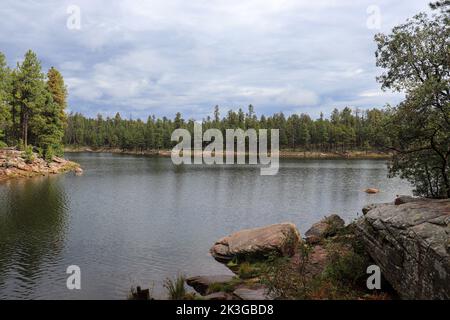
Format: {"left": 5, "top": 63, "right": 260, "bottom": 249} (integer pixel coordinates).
{"left": 0, "top": 0, "right": 432, "bottom": 119}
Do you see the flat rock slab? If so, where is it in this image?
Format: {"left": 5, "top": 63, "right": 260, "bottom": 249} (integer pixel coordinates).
{"left": 210, "top": 223, "right": 301, "bottom": 263}
{"left": 233, "top": 287, "right": 270, "bottom": 300}
{"left": 203, "top": 292, "right": 234, "bottom": 300}
{"left": 186, "top": 275, "right": 235, "bottom": 295}
{"left": 356, "top": 199, "right": 450, "bottom": 299}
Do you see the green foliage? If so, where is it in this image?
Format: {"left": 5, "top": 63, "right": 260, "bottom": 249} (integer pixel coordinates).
{"left": 260, "top": 230, "right": 375, "bottom": 300}
{"left": 23, "top": 145, "right": 35, "bottom": 163}
{"left": 261, "top": 248, "right": 311, "bottom": 300}
{"left": 64, "top": 106, "right": 394, "bottom": 154}
{"left": 375, "top": 10, "right": 450, "bottom": 198}
{"left": 237, "top": 261, "right": 265, "bottom": 279}
{"left": 18, "top": 139, "right": 25, "bottom": 151}
{"left": 11, "top": 50, "right": 47, "bottom": 147}
{"left": 207, "top": 277, "right": 242, "bottom": 294}
{"left": 323, "top": 243, "right": 368, "bottom": 288}
{"left": 0, "top": 52, "right": 12, "bottom": 144}
{"left": 43, "top": 145, "right": 55, "bottom": 162}
{"left": 0, "top": 50, "right": 67, "bottom": 156}
{"left": 164, "top": 275, "right": 187, "bottom": 300}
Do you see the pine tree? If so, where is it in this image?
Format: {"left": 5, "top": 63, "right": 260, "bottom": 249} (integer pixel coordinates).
{"left": 0, "top": 52, "right": 11, "bottom": 146}
{"left": 12, "top": 50, "right": 46, "bottom": 147}
{"left": 39, "top": 66, "right": 67, "bottom": 156}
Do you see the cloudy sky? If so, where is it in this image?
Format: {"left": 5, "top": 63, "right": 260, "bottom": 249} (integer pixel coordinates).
{"left": 0, "top": 0, "right": 431, "bottom": 120}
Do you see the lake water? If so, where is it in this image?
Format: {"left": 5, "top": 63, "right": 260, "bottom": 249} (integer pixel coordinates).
{"left": 0, "top": 153, "right": 412, "bottom": 299}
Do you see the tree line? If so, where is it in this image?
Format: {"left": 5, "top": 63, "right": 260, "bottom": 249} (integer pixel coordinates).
{"left": 64, "top": 106, "right": 391, "bottom": 153}
{"left": 0, "top": 2, "right": 448, "bottom": 198}
{"left": 0, "top": 50, "right": 67, "bottom": 160}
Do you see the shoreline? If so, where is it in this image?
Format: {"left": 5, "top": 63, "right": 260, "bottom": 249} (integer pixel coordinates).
{"left": 0, "top": 148, "right": 82, "bottom": 182}
{"left": 64, "top": 147, "right": 392, "bottom": 160}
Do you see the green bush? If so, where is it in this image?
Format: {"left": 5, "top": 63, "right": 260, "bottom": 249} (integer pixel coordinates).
{"left": 18, "top": 139, "right": 25, "bottom": 151}
{"left": 43, "top": 145, "right": 55, "bottom": 162}
{"left": 207, "top": 277, "right": 242, "bottom": 294}
{"left": 0, "top": 141, "right": 7, "bottom": 148}
{"left": 23, "top": 145, "right": 35, "bottom": 163}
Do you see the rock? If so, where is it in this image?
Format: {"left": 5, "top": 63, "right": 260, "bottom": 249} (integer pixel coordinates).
{"left": 356, "top": 199, "right": 450, "bottom": 299}
{"left": 362, "top": 202, "right": 392, "bottom": 215}
{"left": 52, "top": 156, "right": 66, "bottom": 164}
{"left": 203, "top": 292, "right": 234, "bottom": 300}
{"left": 304, "top": 214, "right": 345, "bottom": 244}
{"left": 132, "top": 286, "right": 150, "bottom": 300}
{"left": 210, "top": 223, "right": 301, "bottom": 263}
{"left": 233, "top": 287, "right": 269, "bottom": 300}
{"left": 290, "top": 244, "right": 331, "bottom": 278}
{"left": 394, "top": 195, "right": 421, "bottom": 205}
{"left": 365, "top": 188, "right": 379, "bottom": 194}
{"left": 186, "top": 275, "right": 235, "bottom": 295}
{"left": 1, "top": 148, "right": 81, "bottom": 180}
{"left": 362, "top": 203, "right": 377, "bottom": 215}
{"left": 75, "top": 167, "right": 84, "bottom": 176}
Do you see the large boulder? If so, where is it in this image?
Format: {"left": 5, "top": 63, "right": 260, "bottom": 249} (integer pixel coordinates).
{"left": 356, "top": 198, "right": 450, "bottom": 299}
{"left": 304, "top": 214, "right": 345, "bottom": 244}
{"left": 210, "top": 223, "right": 301, "bottom": 263}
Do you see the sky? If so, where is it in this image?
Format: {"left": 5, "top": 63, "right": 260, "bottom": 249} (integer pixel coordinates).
{"left": 0, "top": 0, "right": 432, "bottom": 120}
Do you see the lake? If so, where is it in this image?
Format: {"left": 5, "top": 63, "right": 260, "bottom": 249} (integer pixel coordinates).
{"left": 0, "top": 153, "right": 412, "bottom": 299}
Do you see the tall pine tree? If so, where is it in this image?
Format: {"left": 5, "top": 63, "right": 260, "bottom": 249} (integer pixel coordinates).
{"left": 0, "top": 52, "right": 11, "bottom": 146}
{"left": 12, "top": 50, "right": 46, "bottom": 147}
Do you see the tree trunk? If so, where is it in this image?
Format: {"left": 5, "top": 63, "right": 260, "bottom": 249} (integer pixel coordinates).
{"left": 22, "top": 112, "right": 28, "bottom": 147}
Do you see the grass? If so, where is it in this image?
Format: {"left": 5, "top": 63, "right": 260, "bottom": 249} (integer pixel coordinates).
{"left": 164, "top": 275, "right": 187, "bottom": 300}
{"left": 207, "top": 277, "right": 242, "bottom": 294}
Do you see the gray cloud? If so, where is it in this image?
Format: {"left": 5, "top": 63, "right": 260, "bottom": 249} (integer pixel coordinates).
{"left": 0, "top": 0, "right": 430, "bottom": 119}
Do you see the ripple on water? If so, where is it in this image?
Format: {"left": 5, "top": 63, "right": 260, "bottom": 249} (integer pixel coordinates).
{"left": 0, "top": 155, "right": 412, "bottom": 299}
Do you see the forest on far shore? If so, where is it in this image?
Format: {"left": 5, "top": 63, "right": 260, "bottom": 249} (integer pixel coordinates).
{"left": 64, "top": 106, "right": 392, "bottom": 153}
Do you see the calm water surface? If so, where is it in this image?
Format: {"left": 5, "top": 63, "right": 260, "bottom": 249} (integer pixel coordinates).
{"left": 0, "top": 153, "right": 412, "bottom": 299}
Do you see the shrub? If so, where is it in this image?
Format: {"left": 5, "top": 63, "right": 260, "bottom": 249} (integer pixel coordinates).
{"left": 23, "top": 145, "right": 35, "bottom": 163}
{"left": 18, "top": 139, "right": 25, "bottom": 151}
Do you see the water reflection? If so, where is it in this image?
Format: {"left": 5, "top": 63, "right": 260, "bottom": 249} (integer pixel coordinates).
{"left": 0, "top": 154, "right": 412, "bottom": 299}
{"left": 0, "top": 177, "right": 68, "bottom": 299}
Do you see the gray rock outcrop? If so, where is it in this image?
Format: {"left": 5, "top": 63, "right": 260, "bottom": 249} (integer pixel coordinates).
{"left": 356, "top": 198, "right": 450, "bottom": 299}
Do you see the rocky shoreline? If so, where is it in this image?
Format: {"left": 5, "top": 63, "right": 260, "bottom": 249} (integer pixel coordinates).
{"left": 0, "top": 148, "right": 82, "bottom": 181}
{"left": 65, "top": 146, "right": 391, "bottom": 160}
{"left": 169, "top": 196, "right": 449, "bottom": 300}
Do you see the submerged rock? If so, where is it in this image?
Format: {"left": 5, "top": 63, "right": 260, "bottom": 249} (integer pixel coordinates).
{"left": 210, "top": 223, "right": 301, "bottom": 263}
{"left": 356, "top": 198, "right": 450, "bottom": 299}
